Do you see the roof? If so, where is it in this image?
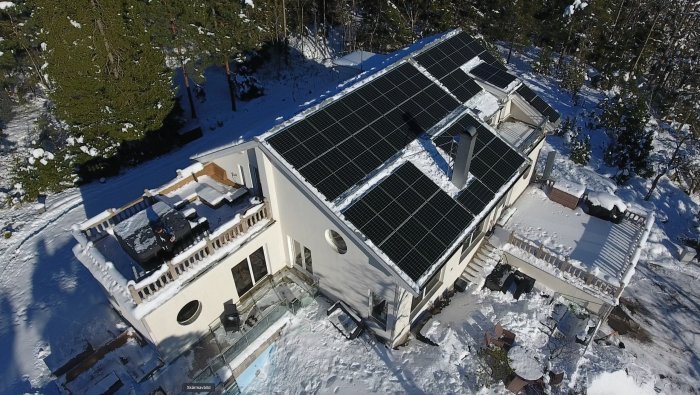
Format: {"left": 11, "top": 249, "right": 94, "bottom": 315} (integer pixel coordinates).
{"left": 258, "top": 30, "right": 559, "bottom": 290}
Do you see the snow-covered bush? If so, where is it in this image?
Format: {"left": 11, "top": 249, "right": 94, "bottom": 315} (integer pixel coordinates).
{"left": 570, "top": 133, "right": 591, "bottom": 165}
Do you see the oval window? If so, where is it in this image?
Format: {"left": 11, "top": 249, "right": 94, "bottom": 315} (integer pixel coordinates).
{"left": 325, "top": 229, "right": 348, "bottom": 254}
{"left": 177, "top": 300, "right": 202, "bottom": 325}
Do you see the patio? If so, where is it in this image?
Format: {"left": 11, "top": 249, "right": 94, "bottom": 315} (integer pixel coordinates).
{"left": 498, "top": 186, "right": 647, "bottom": 288}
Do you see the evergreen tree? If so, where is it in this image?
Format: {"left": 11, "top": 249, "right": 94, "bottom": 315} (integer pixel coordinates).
{"left": 31, "top": 0, "right": 174, "bottom": 159}
{"left": 602, "top": 88, "right": 654, "bottom": 182}
{"left": 570, "top": 133, "right": 591, "bottom": 165}
{"left": 532, "top": 46, "right": 553, "bottom": 76}
{"left": 202, "top": 0, "right": 262, "bottom": 111}
{"left": 560, "top": 58, "right": 586, "bottom": 105}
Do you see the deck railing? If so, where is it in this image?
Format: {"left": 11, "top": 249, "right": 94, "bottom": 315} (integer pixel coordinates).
{"left": 128, "top": 201, "right": 272, "bottom": 304}
{"left": 507, "top": 231, "right": 619, "bottom": 298}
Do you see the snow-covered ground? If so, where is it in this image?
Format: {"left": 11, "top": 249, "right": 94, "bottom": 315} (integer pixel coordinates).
{"left": 0, "top": 37, "right": 698, "bottom": 393}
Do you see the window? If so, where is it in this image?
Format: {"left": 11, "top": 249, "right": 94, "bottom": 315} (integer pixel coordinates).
{"left": 249, "top": 247, "right": 268, "bottom": 282}
{"left": 325, "top": 229, "right": 348, "bottom": 254}
{"left": 289, "top": 237, "right": 313, "bottom": 274}
{"left": 370, "top": 292, "right": 388, "bottom": 328}
{"left": 304, "top": 247, "right": 313, "bottom": 274}
{"left": 177, "top": 300, "right": 202, "bottom": 325}
{"left": 232, "top": 259, "right": 254, "bottom": 296}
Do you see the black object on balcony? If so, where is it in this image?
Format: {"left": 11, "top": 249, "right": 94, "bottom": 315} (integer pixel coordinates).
{"left": 221, "top": 300, "right": 241, "bottom": 333}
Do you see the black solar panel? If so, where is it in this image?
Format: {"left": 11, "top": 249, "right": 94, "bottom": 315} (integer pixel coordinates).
{"left": 414, "top": 33, "right": 499, "bottom": 101}
{"left": 440, "top": 70, "right": 483, "bottom": 102}
{"left": 269, "top": 61, "right": 461, "bottom": 201}
{"left": 516, "top": 84, "right": 560, "bottom": 123}
{"left": 431, "top": 112, "right": 527, "bottom": 213}
{"left": 516, "top": 84, "right": 537, "bottom": 102}
{"left": 342, "top": 162, "right": 472, "bottom": 281}
{"left": 470, "top": 63, "right": 516, "bottom": 89}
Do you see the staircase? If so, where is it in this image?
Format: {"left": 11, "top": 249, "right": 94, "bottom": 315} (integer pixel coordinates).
{"left": 459, "top": 241, "right": 501, "bottom": 288}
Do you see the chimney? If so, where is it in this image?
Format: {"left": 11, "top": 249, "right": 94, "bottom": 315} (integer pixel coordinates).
{"left": 451, "top": 126, "right": 478, "bottom": 189}
{"left": 543, "top": 151, "right": 556, "bottom": 181}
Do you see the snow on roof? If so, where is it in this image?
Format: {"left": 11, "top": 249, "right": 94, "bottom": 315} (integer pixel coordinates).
{"left": 554, "top": 179, "right": 586, "bottom": 199}
{"left": 464, "top": 90, "right": 501, "bottom": 120}
{"left": 254, "top": 30, "right": 534, "bottom": 290}
{"left": 333, "top": 50, "right": 379, "bottom": 68}
{"left": 586, "top": 190, "right": 628, "bottom": 212}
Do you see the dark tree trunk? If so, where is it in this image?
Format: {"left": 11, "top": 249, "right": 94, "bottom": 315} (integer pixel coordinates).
{"left": 225, "top": 59, "right": 237, "bottom": 111}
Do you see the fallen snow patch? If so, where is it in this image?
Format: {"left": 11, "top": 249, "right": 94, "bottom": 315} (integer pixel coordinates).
{"left": 587, "top": 370, "right": 656, "bottom": 395}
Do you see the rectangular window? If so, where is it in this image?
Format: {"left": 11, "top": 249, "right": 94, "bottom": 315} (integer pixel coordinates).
{"left": 232, "top": 259, "right": 254, "bottom": 297}
{"left": 249, "top": 247, "right": 268, "bottom": 282}
{"left": 370, "top": 292, "right": 388, "bottom": 328}
{"left": 292, "top": 240, "right": 303, "bottom": 268}
{"left": 303, "top": 247, "right": 313, "bottom": 274}
{"left": 288, "top": 237, "right": 313, "bottom": 274}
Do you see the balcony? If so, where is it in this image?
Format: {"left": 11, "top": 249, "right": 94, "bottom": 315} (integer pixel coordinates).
{"left": 492, "top": 186, "right": 654, "bottom": 303}
{"left": 73, "top": 163, "right": 275, "bottom": 306}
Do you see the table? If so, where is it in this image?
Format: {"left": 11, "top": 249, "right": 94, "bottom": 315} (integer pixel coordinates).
{"left": 507, "top": 345, "right": 543, "bottom": 381}
{"left": 277, "top": 283, "right": 299, "bottom": 305}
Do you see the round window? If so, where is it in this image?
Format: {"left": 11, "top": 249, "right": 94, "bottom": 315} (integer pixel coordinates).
{"left": 177, "top": 300, "right": 202, "bottom": 325}
{"left": 325, "top": 229, "right": 348, "bottom": 254}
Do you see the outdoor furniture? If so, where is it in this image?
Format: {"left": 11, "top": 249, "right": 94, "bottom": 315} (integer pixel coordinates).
{"left": 277, "top": 283, "right": 300, "bottom": 312}
{"left": 549, "top": 370, "right": 565, "bottom": 387}
{"left": 196, "top": 184, "right": 229, "bottom": 208}
{"left": 221, "top": 301, "right": 240, "bottom": 332}
{"left": 505, "top": 374, "right": 528, "bottom": 394}
{"left": 507, "top": 345, "right": 544, "bottom": 381}
{"left": 485, "top": 323, "right": 516, "bottom": 349}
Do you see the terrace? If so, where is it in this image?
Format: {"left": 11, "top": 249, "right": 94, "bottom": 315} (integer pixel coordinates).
{"left": 496, "top": 118, "right": 543, "bottom": 153}
{"left": 492, "top": 186, "right": 653, "bottom": 302}
{"left": 74, "top": 163, "right": 274, "bottom": 305}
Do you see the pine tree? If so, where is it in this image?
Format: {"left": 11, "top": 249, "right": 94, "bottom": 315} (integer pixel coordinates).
{"left": 201, "top": 0, "right": 263, "bottom": 111}
{"left": 560, "top": 58, "right": 586, "bottom": 105}
{"left": 532, "top": 46, "right": 553, "bottom": 76}
{"left": 570, "top": 133, "right": 591, "bottom": 165}
{"left": 30, "top": 0, "right": 174, "bottom": 160}
{"left": 602, "top": 88, "right": 654, "bottom": 183}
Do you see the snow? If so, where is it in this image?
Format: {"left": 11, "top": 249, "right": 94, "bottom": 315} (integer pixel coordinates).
{"left": 0, "top": 2, "right": 15, "bottom": 10}
{"left": 555, "top": 179, "right": 586, "bottom": 198}
{"left": 465, "top": 90, "right": 501, "bottom": 119}
{"left": 503, "top": 186, "right": 648, "bottom": 286}
{"left": 333, "top": 50, "right": 378, "bottom": 68}
{"left": 1, "top": 30, "right": 700, "bottom": 394}
{"left": 68, "top": 18, "right": 81, "bottom": 29}
{"left": 460, "top": 56, "right": 483, "bottom": 73}
{"left": 508, "top": 345, "right": 544, "bottom": 380}
{"left": 587, "top": 190, "right": 628, "bottom": 212}
{"left": 587, "top": 370, "right": 656, "bottom": 395}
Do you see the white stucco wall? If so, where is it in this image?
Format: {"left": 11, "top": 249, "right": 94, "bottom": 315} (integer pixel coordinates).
{"left": 266, "top": 158, "right": 403, "bottom": 340}
{"left": 503, "top": 251, "right": 608, "bottom": 315}
{"left": 139, "top": 221, "right": 285, "bottom": 361}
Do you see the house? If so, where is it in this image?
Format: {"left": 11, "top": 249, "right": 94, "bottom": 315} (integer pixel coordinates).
{"left": 72, "top": 29, "right": 650, "bottom": 368}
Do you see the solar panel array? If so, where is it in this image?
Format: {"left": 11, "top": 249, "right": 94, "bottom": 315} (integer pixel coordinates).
{"left": 516, "top": 85, "right": 560, "bottom": 123}
{"left": 470, "top": 62, "right": 517, "bottom": 89}
{"left": 267, "top": 63, "right": 460, "bottom": 201}
{"left": 413, "top": 32, "right": 495, "bottom": 103}
{"left": 343, "top": 163, "right": 473, "bottom": 281}
{"left": 433, "top": 113, "right": 526, "bottom": 216}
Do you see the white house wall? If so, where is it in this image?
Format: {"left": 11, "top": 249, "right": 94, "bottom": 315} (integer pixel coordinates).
{"left": 140, "top": 222, "right": 285, "bottom": 361}
{"left": 503, "top": 251, "right": 608, "bottom": 315}
{"left": 211, "top": 151, "right": 253, "bottom": 189}
{"left": 266, "top": 159, "right": 401, "bottom": 340}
